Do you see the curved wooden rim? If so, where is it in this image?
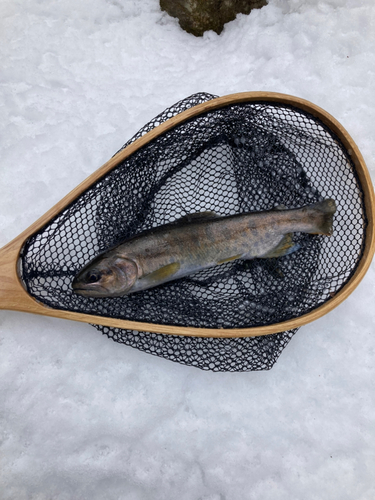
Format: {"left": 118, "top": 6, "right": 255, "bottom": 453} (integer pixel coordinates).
{"left": 1, "top": 92, "right": 374, "bottom": 337}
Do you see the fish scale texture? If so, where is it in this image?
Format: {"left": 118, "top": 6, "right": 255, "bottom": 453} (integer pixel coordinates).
{"left": 21, "top": 93, "right": 367, "bottom": 371}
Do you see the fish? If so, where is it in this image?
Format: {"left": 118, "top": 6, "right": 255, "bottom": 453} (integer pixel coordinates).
{"left": 72, "top": 199, "right": 336, "bottom": 297}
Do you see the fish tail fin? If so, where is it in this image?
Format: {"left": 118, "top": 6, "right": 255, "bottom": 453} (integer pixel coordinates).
{"left": 307, "top": 199, "right": 336, "bottom": 235}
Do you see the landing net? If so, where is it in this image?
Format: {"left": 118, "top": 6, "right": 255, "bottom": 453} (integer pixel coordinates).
{"left": 21, "top": 93, "right": 367, "bottom": 371}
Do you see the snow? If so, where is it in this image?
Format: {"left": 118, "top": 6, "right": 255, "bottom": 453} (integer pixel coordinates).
{"left": 1, "top": 0, "right": 375, "bottom": 498}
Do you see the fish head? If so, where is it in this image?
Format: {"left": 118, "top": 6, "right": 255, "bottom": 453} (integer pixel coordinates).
{"left": 72, "top": 256, "right": 138, "bottom": 297}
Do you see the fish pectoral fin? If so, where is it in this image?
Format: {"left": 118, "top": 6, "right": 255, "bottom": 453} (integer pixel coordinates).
{"left": 259, "top": 233, "right": 300, "bottom": 258}
{"left": 143, "top": 262, "right": 181, "bottom": 283}
{"left": 217, "top": 254, "right": 243, "bottom": 265}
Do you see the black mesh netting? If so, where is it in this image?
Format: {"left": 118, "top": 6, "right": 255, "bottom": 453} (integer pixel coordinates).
{"left": 20, "top": 93, "right": 367, "bottom": 371}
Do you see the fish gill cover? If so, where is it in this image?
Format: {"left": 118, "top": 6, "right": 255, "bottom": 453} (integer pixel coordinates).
{"left": 20, "top": 93, "right": 366, "bottom": 371}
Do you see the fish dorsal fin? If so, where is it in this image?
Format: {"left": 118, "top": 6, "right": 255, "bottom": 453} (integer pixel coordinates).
{"left": 260, "top": 233, "right": 300, "bottom": 258}
{"left": 173, "top": 211, "right": 219, "bottom": 224}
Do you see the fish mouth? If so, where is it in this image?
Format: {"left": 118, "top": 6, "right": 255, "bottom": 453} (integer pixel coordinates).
{"left": 71, "top": 286, "right": 94, "bottom": 297}
{"left": 72, "top": 287, "right": 108, "bottom": 298}
{"left": 72, "top": 281, "right": 97, "bottom": 296}
{"left": 72, "top": 287, "right": 87, "bottom": 294}
{"left": 72, "top": 281, "right": 113, "bottom": 298}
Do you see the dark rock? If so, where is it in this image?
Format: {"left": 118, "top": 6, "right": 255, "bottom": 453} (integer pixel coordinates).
{"left": 160, "top": 0, "right": 268, "bottom": 37}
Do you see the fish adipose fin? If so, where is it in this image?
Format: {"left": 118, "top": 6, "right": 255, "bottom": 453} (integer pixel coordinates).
{"left": 260, "top": 233, "right": 300, "bottom": 258}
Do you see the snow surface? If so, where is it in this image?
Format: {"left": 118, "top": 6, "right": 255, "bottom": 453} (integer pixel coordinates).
{"left": 1, "top": 0, "right": 375, "bottom": 498}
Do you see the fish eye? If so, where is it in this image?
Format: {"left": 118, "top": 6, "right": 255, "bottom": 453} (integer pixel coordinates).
{"left": 87, "top": 272, "right": 101, "bottom": 283}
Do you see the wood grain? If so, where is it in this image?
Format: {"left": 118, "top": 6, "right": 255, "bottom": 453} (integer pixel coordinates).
{"left": 0, "top": 92, "right": 374, "bottom": 337}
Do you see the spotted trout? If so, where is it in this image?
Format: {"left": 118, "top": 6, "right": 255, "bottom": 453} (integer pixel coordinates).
{"left": 72, "top": 199, "right": 336, "bottom": 297}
